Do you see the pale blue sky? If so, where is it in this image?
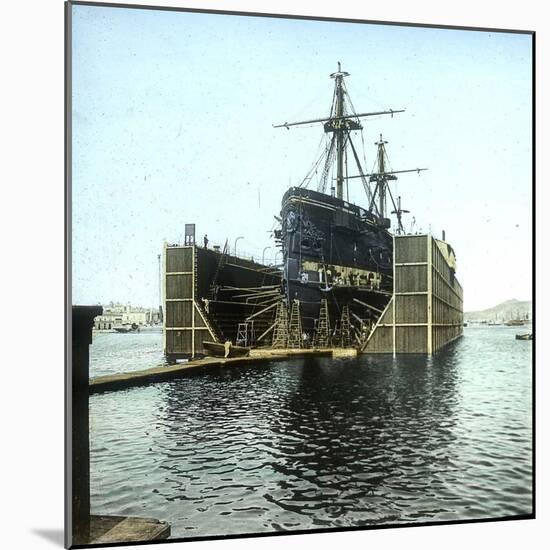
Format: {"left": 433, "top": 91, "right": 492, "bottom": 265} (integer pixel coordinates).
{"left": 71, "top": 4, "right": 532, "bottom": 311}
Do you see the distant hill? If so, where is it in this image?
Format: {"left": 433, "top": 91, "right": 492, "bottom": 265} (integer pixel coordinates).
{"left": 465, "top": 299, "right": 532, "bottom": 322}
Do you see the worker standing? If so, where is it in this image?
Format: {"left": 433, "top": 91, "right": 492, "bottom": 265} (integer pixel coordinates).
{"left": 204, "top": 234, "right": 209, "bottom": 249}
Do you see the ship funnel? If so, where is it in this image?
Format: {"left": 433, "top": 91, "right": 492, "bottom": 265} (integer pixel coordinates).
{"left": 442, "top": 229, "right": 446, "bottom": 241}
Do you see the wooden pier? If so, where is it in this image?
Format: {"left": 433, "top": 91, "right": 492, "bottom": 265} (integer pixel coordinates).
{"left": 88, "top": 515, "right": 170, "bottom": 545}
{"left": 90, "top": 348, "right": 337, "bottom": 394}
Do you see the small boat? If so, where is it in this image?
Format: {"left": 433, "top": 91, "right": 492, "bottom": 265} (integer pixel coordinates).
{"left": 203, "top": 341, "right": 251, "bottom": 358}
{"left": 505, "top": 319, "right": 525, "bottom": 326}
{"left": 114, "top": 323, "right": 140, "bottom": 333}
{"left": 515, "top": 333, "right": 533, "bottom": 341}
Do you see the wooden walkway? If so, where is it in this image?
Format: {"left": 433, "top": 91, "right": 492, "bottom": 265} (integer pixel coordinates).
{"left": 89, "top": 515, "right": 170, "bottom": 544}
{"left": 90, "top": 348, "right": 341, "bottom": 394}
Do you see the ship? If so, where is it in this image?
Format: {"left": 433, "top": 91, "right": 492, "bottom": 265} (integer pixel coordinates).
{"left": 163, "top": 63, "right": 463, "bottom": 360}
{"left": 504, "top": 319, "right": 525, "bottom": 327}
{"left": 273, "top": 63, "right": 427, "bottom": 338}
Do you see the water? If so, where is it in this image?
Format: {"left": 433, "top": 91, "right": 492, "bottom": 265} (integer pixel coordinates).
{"left": 90, "top": 330, "right": 163, "bottom": 378}
{"left": 89, "top": 327, "right": 532, "bottom": 539}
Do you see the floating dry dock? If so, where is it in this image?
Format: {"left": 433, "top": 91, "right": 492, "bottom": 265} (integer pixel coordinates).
{"left": 163, "top": 240, "right": 282, "bottom": 362}
{"left": 163, "top": 233, "right": 463, "bottom": 360}
{"left": 363, "top": 234, "right": 464, "bottom": 354}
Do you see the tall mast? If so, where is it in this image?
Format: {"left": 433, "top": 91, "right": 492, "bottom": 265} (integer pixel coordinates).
{"left": 273, "top": 63, "right": 405, "bottom": 203}
{"left": 333, "top": 62, "right": 347, "bottom": 200}
{"left": 390, "top": 196, "right": 410, "bottom": 235}
{"left": 367, "top": 134, "right": 427, "bottom": 226}
{"left": 376, "top": 135, "right": 388, "bottom": 217}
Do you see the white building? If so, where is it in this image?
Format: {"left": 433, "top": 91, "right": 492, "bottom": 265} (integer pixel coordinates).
{"left": 94, "top": 303, "right": 160, "bottom": 330}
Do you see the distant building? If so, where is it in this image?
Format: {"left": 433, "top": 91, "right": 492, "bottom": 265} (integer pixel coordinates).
{"left": 94, "top": 303, "right": 160, "bottom": 330}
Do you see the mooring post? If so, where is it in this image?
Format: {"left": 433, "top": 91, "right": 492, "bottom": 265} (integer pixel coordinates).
{"left": 71, "top": 305, "right": 102, "bottom": 545}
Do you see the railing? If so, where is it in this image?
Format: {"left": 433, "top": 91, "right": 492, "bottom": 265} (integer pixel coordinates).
{"left": 172, "top": 238, "right": 283, "bottom": 267}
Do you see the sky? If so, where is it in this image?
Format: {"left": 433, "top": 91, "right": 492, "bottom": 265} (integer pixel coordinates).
{"left": 71, "top": 4, "right": 532, "bottom": 311}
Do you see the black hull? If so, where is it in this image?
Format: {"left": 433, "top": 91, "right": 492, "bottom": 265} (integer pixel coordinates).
{"left": 280, "top": 187, "right": 393, "bottom": 337}
{"left": 286, "top": 280, "right": 391, "bottom": 334}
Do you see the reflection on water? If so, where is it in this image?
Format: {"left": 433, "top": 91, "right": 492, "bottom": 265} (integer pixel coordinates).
{"left": 89, "top": 327, "right": 532, "bottom": 539}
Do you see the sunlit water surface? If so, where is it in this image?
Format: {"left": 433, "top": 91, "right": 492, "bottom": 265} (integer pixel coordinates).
{"left": 89, "top": 327, "right": 532, "bottom": 539}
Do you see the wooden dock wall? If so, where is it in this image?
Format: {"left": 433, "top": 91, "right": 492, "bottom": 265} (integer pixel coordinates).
{"left": 163, "top": 244, "right": 282, "bottom": 360}
{"left": 163, "top": 245, "right": 219, "bottom": 360}
{"left": 363, "top": 234, "right": 463, "bottom": 355}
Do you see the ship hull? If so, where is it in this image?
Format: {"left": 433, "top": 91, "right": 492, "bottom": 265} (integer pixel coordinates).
{"left": 280, "top": 187, "right": 394, "bottom": 338}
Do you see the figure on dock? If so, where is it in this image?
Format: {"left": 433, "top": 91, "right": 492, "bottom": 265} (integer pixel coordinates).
{"left": 224, "top": 340, "right": 232, "bottom": 358}
{"left": 204, "top": 234, "right": 209, "bottom": 249}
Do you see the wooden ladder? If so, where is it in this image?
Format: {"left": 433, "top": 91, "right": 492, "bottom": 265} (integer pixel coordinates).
{"left": 315, "top": 299, "right": 331, "bottom": 348}
{"left": 208, "top": 239, "right": 228, "bottom": 301}
{"left": 271, "top": 301, "right": 289, "bottom": 349}
{"left": 287, "top": 299, "right": 303, "bottom": 349}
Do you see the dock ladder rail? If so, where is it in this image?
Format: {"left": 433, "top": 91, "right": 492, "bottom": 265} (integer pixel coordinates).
{"left": 208, "top": 239, "right": 229, "bottom": 301}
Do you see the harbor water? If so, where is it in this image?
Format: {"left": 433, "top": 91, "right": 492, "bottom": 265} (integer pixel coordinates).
{"left": 89, "top": 327, "right": 532, "bottom": 539}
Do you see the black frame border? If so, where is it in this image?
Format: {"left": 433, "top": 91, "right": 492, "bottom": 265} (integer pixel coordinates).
{"left": 64, "top": 1, "right": 536, "bottom": 548}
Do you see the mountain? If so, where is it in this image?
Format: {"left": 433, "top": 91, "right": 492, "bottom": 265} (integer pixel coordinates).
{"left": 465, "top": 299, "right": 532, "bottom": 322}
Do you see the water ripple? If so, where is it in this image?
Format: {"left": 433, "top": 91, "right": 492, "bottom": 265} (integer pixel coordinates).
{"left": 90, "top": 326, "right": 532, "bottom": 539}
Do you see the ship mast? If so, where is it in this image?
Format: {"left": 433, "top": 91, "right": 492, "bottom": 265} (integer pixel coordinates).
{"left": 374, "top": 135, "right": 392, "bottom": 218}
{"left": 273, "top": 63, "right": 404, "bottom": 202}
{"left": 363, "top": 134, "right": 427, "bottom": 226}
{"left": 333, "top": 63, "right": 346, "bottom": 200}
{"left": 390, "top": 196, "right": 410, "bottom": 235}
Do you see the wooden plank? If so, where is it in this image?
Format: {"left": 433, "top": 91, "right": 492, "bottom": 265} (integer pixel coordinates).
{"left": 245, "top": 300, "right": 278, "bottom": 321}
{"left": 165, "top": 327, "right": 204, "bottom": 331}
{"left": 90, "top": 350, "right": 333, "bottom": 393}
{"left": 92, "top": 516, "right": 170, "bottom": 544}
{"left": 353, "top": 297, "right": 383, "bottom": 314}
{"left": 395, "top": 265, "right": 428, "bottom": 293}
{"left": 257, "top": 321, "right": 276, "bottom": 341}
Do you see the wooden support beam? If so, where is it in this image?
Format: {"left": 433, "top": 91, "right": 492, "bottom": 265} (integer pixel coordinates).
{"left": 257, "top": 321, "right": 276, "bottom": 341}
{"left": 353, "top": 297, "right": 384, "bottom": 314}
{"left": 246, "top": 301, "right": 279, "bottom": 321}
{"left": 356, "top": 287, "right": 392, "bottom": 296}
{"left": 231, "top": 290, "right": 280, "bottom": 299}
{"left": 253, "top": 296, "right": 282, "bottom": 306}
{"left": 208, "top": 299, "right": 275, "bottom": 307}
{"left": 219, "top": 285, "right": 280, "bottom": 292}
{"left": 350, "top": 311, "right": 364, "bottom": 324}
